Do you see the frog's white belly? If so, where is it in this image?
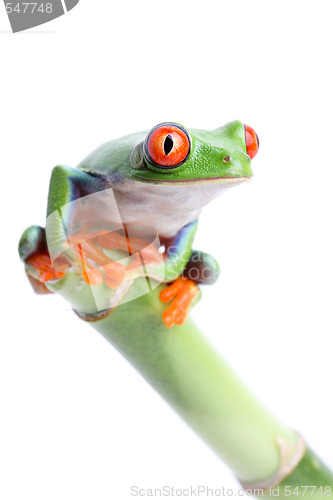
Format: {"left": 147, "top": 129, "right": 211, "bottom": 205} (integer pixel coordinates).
{"left": 111, "top": 179, "right": 243, "bottom": 238}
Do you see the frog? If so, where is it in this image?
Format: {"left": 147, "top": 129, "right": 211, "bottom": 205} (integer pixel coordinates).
{"left": 19, "top": 121, "right": 259, "bottom": 328}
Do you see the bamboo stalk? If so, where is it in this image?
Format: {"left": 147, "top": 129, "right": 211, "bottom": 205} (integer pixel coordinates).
{"left": 47, "top": 273, "right": 333, "bottom": 496}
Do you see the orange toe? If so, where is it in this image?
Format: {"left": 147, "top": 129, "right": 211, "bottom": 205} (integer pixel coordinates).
{"left": 160, "top": 277, "right": 199, "bottom": 328}
{"left": 159, "top": 277, "right": 187, "bottom": 303}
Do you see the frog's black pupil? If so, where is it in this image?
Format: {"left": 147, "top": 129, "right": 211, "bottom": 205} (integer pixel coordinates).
{"left": 164, "top": 135, "right": 174, "bottom": 156}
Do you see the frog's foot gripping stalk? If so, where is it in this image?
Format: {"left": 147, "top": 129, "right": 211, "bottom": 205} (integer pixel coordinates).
{"left": 18, "top": 225, "right": 63, "bottom": 295}
{"left": 159, "top": 277, "right": 200, "bottom": 328}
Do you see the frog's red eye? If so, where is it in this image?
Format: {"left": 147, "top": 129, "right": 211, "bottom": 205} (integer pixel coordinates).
{"left": 144, "top": 123, "right": 191, "bottom": 168}
{"left": 244, "top": 124, "right": 259, "bottom": 159}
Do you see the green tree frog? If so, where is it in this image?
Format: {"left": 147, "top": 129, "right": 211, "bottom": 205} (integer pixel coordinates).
{"left": 19, "top": 121, "right": 259, "bottom": 328}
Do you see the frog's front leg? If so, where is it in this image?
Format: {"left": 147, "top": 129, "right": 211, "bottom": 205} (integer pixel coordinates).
{"left": 19, "top": 224, "right": 61, "bottom": 294}
{"left": 158, "top": 222, "right": 220, "bottom": 328}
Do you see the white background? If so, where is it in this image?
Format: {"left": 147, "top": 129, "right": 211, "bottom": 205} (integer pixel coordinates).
{"left": 1, "top": 1, "right": 333, "bottom": 499}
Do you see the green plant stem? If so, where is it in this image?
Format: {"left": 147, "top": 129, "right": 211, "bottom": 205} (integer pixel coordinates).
{"left": 48, "top": 275, "right": 333, "bottom": 493}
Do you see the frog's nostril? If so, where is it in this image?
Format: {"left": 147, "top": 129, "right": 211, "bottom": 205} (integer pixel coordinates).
{"left": 164, "top": 135, "right": 174, "bottom": 156}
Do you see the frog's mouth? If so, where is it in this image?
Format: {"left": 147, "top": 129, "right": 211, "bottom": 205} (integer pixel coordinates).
{"left": 132, "top": 174, "right": 251, "bottom": 186}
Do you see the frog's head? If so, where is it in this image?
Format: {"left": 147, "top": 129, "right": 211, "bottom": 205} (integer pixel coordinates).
{"left": 129, "top": 120, "right": 259, "bottom": 186}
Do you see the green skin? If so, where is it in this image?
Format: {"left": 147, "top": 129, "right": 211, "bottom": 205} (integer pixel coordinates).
{"left": 20, "top": 122, "right": 333, "bottom": 495}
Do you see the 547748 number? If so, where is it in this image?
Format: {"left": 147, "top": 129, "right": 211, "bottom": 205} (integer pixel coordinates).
{"left": 283, "top": 485, "right": 332, "bottom": 496}
{"left": 5, "top": 3, "right": 53, "bottom": 13}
